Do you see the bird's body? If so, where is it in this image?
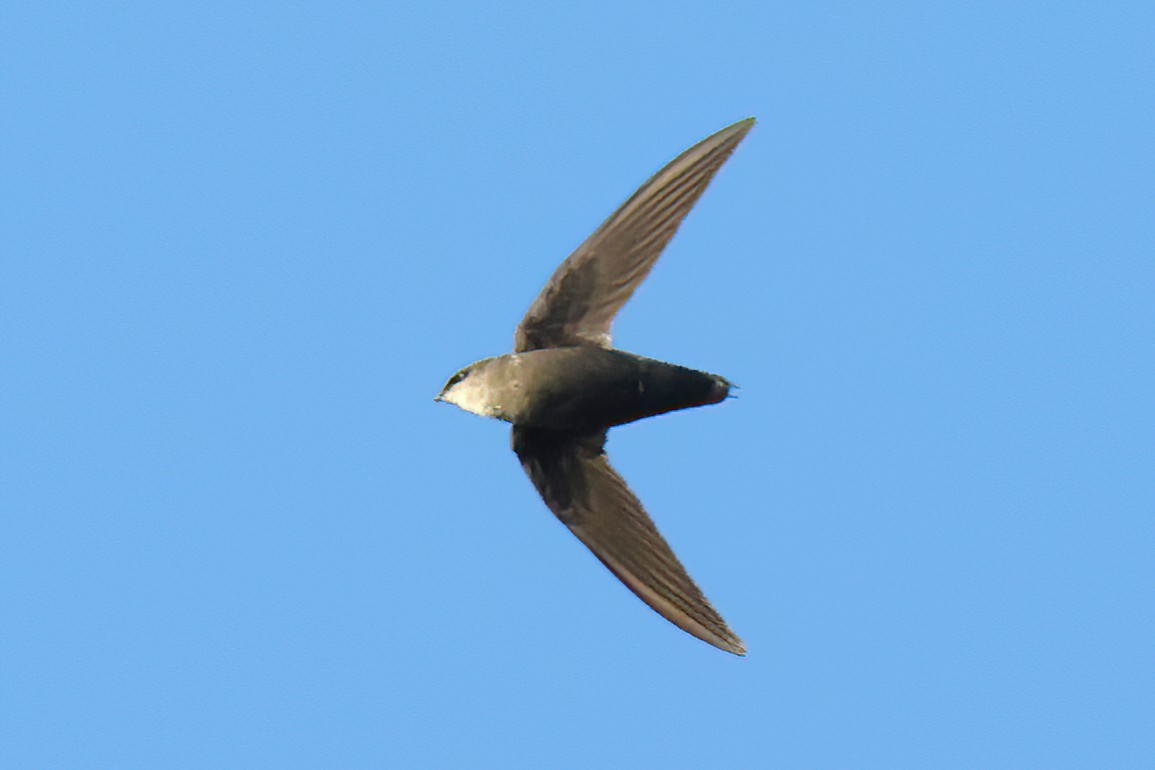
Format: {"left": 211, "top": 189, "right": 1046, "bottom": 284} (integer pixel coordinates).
{"left": 436, "top": 117, "right": 755, "bottom": 655}
{"left": 439, "top": 347, "right": 731, "bottom": 431}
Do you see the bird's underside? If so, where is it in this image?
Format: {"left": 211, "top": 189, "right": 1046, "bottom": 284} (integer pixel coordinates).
{"left": 437, "top": 117, "right": 755, "bottom": 655}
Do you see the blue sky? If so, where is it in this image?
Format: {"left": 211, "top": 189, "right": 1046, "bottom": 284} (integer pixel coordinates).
{"left": 3, "top": 2, "right": 1153, "bottom": 767}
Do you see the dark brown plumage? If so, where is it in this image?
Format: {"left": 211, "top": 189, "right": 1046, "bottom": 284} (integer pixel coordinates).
{"left": 437, "top": 118, "right": 754, "bottom": 654}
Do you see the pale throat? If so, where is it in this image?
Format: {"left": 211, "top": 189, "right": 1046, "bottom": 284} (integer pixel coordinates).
{"left": 447, "top": 371, "right": 508, "bottom": 420}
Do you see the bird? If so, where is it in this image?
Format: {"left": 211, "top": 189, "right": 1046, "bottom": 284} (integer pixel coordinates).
{"left": 436, "top": 117, "right": 754, "bottom": 655}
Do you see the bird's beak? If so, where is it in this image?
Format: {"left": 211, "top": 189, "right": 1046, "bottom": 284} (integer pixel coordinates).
{"left": 434, "top": 393, "right": 445, "bottom": 403}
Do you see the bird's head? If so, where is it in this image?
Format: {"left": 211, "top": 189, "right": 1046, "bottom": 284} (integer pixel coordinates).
{"left": 435, "top": 357, "right": 502, "bottom": 418}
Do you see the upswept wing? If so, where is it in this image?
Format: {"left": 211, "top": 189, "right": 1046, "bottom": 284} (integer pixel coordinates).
{"left": 514, "top": 118, "right": 755, "bottom": 353}
{"left": 512, "top": 427, "right": 745, "bottom": 655}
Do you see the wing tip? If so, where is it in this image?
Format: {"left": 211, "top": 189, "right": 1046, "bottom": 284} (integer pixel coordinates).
{"left": 724, "top": 116, "right": 757, "bottom": 136}
{"left": 720, "top": 636, "right": 748, "bottom": 657}
{"left": 690, "top": 117, "right": 756, "bottom": 154}
{"left": 698, "top": 626, "right": 747, "bottom": 657}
